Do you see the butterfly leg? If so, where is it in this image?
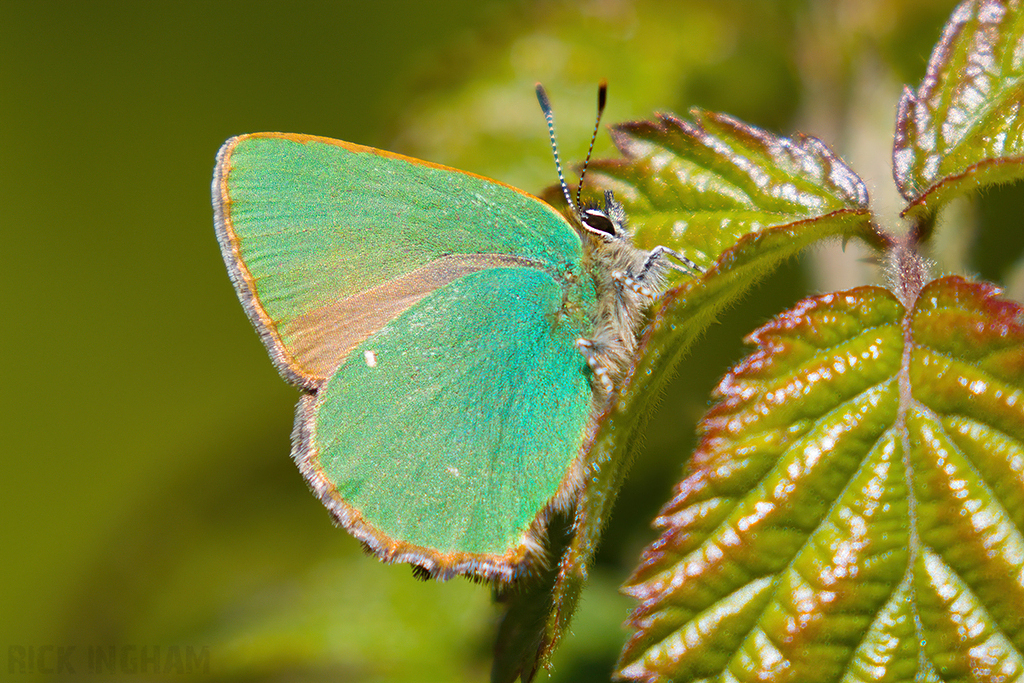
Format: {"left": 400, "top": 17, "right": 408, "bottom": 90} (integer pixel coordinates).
{"left": 640, "top": 246, "right": 703, "bottom": 280}
{"left": 611, "top": 270, "right": 658, "bottom": 301}
{"left": 612, "top": 247, "right": 703, "bottom": 303}
{"left": 575, "top": 338, "right": 614, "bottom": 394}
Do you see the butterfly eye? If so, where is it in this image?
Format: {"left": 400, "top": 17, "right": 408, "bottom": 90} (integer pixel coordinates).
{"left": 581, "top": 209, "right": 619, "bottom": 237}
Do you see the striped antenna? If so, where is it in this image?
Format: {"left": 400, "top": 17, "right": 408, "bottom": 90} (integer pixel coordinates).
{"left": 575, "top": 80, "right": 607, "bottom": 210}
{"left": 536, "top": 83, "right": 577, "bottom": 212}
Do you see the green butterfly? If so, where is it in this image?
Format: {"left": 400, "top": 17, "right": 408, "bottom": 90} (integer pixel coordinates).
{"left": 213, "top": 84, "right": 697, "bottom": 582}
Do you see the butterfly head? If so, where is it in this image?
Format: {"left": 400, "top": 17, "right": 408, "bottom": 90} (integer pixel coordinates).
{"left": 579, "top": 190, "right": 629, "bottom": 243}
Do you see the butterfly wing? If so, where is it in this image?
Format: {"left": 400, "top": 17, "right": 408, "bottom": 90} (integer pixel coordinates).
{"left": 215, "top": 133, "right": 586, "bottom": 389}
{"left": 214, "top": 134, "right": 598, "bottom": 580}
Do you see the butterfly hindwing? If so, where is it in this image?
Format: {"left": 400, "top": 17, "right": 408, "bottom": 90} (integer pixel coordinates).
{"left": 214, "top": 133, "right": 600, "bottom": 580}
{"left": 296, "top": 267, "right": 596, "bottom": 580}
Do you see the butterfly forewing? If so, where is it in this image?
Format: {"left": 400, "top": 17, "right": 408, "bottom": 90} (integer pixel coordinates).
{"left": 215, "top": 133, "right": 586, "bottom": 387}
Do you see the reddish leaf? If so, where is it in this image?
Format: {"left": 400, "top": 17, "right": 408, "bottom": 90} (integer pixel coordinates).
{"left": 618, "top": 277, "right": 1024, "bottom": 682}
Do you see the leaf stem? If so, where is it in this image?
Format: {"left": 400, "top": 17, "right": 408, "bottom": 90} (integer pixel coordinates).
{"left": 891, "top": 234, "right": 929, "bottom": 673}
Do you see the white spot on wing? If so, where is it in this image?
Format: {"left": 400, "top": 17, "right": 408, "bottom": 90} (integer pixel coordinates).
{"left": 363, "top": 350, "right": 377, "bottom": 367}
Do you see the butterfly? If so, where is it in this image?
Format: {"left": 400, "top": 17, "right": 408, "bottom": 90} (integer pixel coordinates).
{"left": 212, "top": 83, "right": 698, "bottom": 583}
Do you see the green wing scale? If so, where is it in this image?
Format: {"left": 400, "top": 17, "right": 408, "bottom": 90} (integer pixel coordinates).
{"left": 213, "top": 134, "right": 600, "bottom": 581}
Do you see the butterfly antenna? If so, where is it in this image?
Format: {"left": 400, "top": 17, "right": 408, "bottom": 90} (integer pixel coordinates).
{"left": 576, "top": 80, "right": 607, "bottom": 210}
{"left": 536, "top": 83, "right": 577, "bottom": 212}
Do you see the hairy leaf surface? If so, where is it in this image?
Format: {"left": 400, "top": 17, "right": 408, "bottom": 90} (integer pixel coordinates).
{"left": 893, "top": 0, "right": 1024, "bottom": 223}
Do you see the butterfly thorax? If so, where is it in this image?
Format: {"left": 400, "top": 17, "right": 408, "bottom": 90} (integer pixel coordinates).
{"left": 573, "top": 204, "right": 668, "bottom": 394}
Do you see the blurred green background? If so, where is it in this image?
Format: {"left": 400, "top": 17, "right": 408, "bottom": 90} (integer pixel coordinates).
{"left": 8, "top": 0, "right": 1011, "bottom": 680}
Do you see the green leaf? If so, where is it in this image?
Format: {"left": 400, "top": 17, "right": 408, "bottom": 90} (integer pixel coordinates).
{"left": 617, "top": 276, "right": 1024, "bottom": 682}
{"left": 597, "top": 109, "right": 883, "bottom": 254}
{"left": 893, "top": 0, "right": 1024, "bottom": 224}
{"left": 494, "top": 112, "right": 875, "bottom": 682}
